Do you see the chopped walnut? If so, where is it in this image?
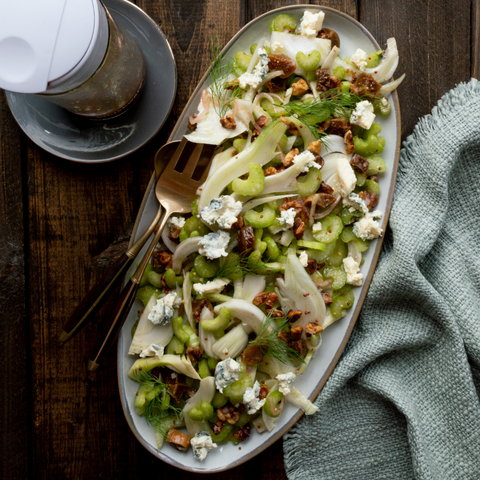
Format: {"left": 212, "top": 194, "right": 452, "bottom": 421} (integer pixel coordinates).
{"left": 279, "top": 198, "right": 309, "bottom": 222}
{"left": 350, "top": 154, "right": 370, "bottom": 174}
{"left": 307, "top": 140, "right": 322, "bottom": 155}
{"left": 287, "top": 309, "right": 303, "bottom": 323}
{"left": 186, "top": 347, "right": 203, "bottom": 364}
{"left": 251, "top": 129, "right": 261, "bottom": 141}
{"left": 152, "top": 251, "right": 173, "bottom": 268}
{"left": 316, "top": 68, "right": 341, "bottom": 92}
{"left": 270, "top": 308, "right": 284, "bottom": 318}
{"left": 192, "top": 299, "right": 214, "bottom": 322}
{"left": 212, "top": 421, "right": 225, "bottom": 435}
{"left": 264, "top": 166, "right": 281, "bottom": 176}
{"left": 305, "top": 322, "right": 324, "bottom": 337}
{"left": 277, "top": 330, "right": 289, "bottom": 342}
{"left": 288, "top": 339, "right": 307, "bottom": 356}
{"left": 291, "top": 78, "right": 309, "bottom": 96}
{"left": 321, "top": 292, "right": 333, "bottom": 304}
{"left": 283, "top": 148, "right": 299, "bottom": 167}
{"left": 168, "top": 224, "right": 182, "bottom": 240}
{"left": 253, "top": 292, "right": 279, "bottom": 309}
{"left": 279, "top": 116, "right": 300, "bottom": 135}
{"left": 344, "top": 130, "right": 355, "bottom": 155}
{"left": 258, "top": 384, "right": 269, "bottom": 400}
{"left": 293, "top": 217, "right": 305, "bottom": 240}
{"left": 305, "top": 259, "right": 318, "bottom": 275}
{"left": 220, "top": 114, "right": 236, "bottom": 130}
{"left": 317, "top": 120, "right": 331, "bottom": 133}
{"left": 267, "top": 54, "right": 296, "bottom": 78}
{"left": 359, "top": 190, "right": 379, "bottom": 210}
{"left": 314, "top": 155, "right": 325, "bottom": 169}
{"left": 165, "top": 372, "right": 188, "bottom": 402}
{"left": 241, "top": 344, "right": 263, "bottom": 365}
{"left": 233, "top": 424, "right": 252, "bottom": 441}
{"left": 217, "top": 405, "right": 240, "bottom": 425}
{"left": 291, "top": 325, "right": 303, "bottom": 340}
{"left": 238, "top": 225, "right": 255, "bottom": 255}
{"left": 319, "top": 181, "right": 334, "bottom": 195}
{"left": 256, "top": 115, "right": 268, "bottom": 128}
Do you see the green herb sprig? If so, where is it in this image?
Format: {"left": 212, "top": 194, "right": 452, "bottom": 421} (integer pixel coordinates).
{"left": 249, "top": 312, "right": 305, "bottom": 364}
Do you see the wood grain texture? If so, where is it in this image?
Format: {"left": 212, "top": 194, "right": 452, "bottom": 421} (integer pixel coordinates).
{"left": 0, "top": 95, "right": 30, "bottom": 479}
{"left": 360, "top": 0, "right": 472, "bottom": 141}
{"left": 473, "top": 0, "right": 480, "bottom": 79}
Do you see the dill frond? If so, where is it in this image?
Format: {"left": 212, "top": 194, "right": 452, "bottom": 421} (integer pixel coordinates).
{"left": 207, "top": 36, "right": 242, "bottom": 118}
{"left": 249, "top": 312, "right": 305, "bottom": 364}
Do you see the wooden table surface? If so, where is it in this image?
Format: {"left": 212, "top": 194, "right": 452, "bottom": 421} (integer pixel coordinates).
{"left": 1, "top": 0, "right": 478, "bottom": 478}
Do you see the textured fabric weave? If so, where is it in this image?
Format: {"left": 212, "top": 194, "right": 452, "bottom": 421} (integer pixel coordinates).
{"left": 284, "top": 79, "right": 480, "bottom": 480}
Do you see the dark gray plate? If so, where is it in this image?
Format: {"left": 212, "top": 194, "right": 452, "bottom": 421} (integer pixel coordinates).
{"left": 5, "top": 0, "right": 176, "bottom": 163}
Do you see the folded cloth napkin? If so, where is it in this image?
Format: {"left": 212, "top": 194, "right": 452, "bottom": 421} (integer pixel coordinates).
{"left": 284, "top": 79, "right": 480, "bottom": 480}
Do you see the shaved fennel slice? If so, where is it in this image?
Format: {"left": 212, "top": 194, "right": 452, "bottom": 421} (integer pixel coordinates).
{"left": 129, "top": 295, "right": 173, "bottom": 355}
{"left": 161, "top": 227, "right": 178, "bottom": 253}
{"left": 285, "top": 387, "right": 318, "bottom": 415}
{"left": 258, "top": 354, "right": 296, "bottom": 377}
{"left": 321, "top": 45, "right": 340, "bottom": 70}
{"left": 321, "top": 152, "right": 353, "bottom": 192}
{"left": 232, "top": 99, "right": 253, "bottom": 129}
{"left": 241, "top": 275, "right": 266, "bottom": 303}
{"left": 233, "top": 277, "right": 244, "bottom": 299}
{"left": 183, "top": 377, "right": 216, "bottom": 437}
{"left": 364, "top": 37, "right": 399, "bottom": 83}
{"left": 183, "top": 269, "right": 194, "bottom": 328}
{"left": 212, "top": 323, "right": 249, "bottom": 360}
{"left": 262, "top": 408, "right": 277, "bottom": 432}
{"left": 331, "top": 56, "right": 357, "bottom": 81}
{"left": 283, "top": 116, "right": 316, "bottom": 146}
{"left": 128, "top": 354, "right": 201, "bottom": 380}
{"left": 320, "top": 135, "right": 347, "bottom": 156}
{"left": 214, "top": 299, "right": 267, "bottom": 334}
{"left": 275, "top": 286, "right": 296, "bottom": 312}
{"left": 172, "top": 237, "right": 202, "bottom": 274}
{"left": 199, "top": 307, "right": 219, "bottom": 359}
{"left": 379, "top": 73, "right": 406, "bottom": 96}
{"left": 246, "top": 39, "right": 266, "bottom": 74}
{"left": 253, "top": 416, "right": 268, "bottom": 433}
{"left": 270, "top": 31, "right": 331, "bottom": 75}
{"left": 198, "top": 121, "right": 287, "bottom": 210}
{"left": 348, "top": 241, "right": 362, "bottom": 265}
{"left": 208, "top": 146, "right": 237, "bottom": 179}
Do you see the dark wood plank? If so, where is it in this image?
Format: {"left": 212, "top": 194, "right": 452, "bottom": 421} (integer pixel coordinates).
{"left": 359, "top": 0, "right": 472, "bottom": 140}
{"left": 473, "top": 0, "right": 480, "bottom": 79}
{"left": 0, "top": 96, "right": 31, "bottom": 479}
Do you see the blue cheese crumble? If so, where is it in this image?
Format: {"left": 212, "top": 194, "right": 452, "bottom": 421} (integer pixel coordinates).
{"left": 167, "top": 216, "right": 186, "bottom": 229}
{"left": 193, "top": 278, "right": 230, "bottom": 295}
{"left": 298, "top": 10, "right": 325, "bottom": 37}
{"left": 139, "top": 343, "right": 163, "bottom": 359}
{"left": 299, "top": 251, "right": 309, "bottom": 267}
{"left": 350, "top": 48, "right": 368, "bottom": 71}
{"left": 238, "top": 48, "right": 270, "bottom": 90}
{"left": 343, "top": 256, "right": 363, "bottom": 286}
{"left": 278, "top": 208, "right": 297, "bottom": 230}
{"left": 190, "top": 432, "right": 217, "bottom": 461}
{"left": 199, "top": 195, "right": 242, "bottom": 229}
{"left": 276, "top": 372, "right": 296, "bottom": 395}
{"left": 353, "top": 211, "right": 383, "bottom": 240}
{"left": 198, "top": 231, "right": 230, "bottom": 260}
{"left": 215, "top": 358, "right": 241, "bottom": 393}
{"left": 293, "top": 150, "right": 317, "bottom": 173}
{"left": 147, "top": 292, "right": 182, "bottom": 325}
{"left": 243, "top": 381, "right": 267, "bottom": 414}
{"left": 343, "top": 193, "right": 369, "bottom": 215}
{"left": 350, "top": 100, "right": 375, "bottom": 130}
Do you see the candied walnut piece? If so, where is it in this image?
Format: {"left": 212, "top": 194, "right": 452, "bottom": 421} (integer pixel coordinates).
{"left": 238, "top": 225, "right": 255, "bottom": 255}
{"left": 291, "top": 78, "right": 309, "bottom": 96}
{"left": 359, "top": 190, "right": 379, "bottom": 210}
{"left": 369, "top": 175, "right": 379, "bottom": 182}
{"left": 186, "top": 347, "right": 203, "bottom": 363}
{"left": 270, "top": 308, "right": 285, "bottom": 318}
{"left": 265, "top": 76, "right": 286, "bottom": 93}
{"left": 287, "top": 309, "right": 303, "bottom": 323}
{"left": 314, "top": 155, "right": 325, "bottom": 169}
{"left": 318, "top": 28, "right": 340, "bottom": 49}
{"left": 217, "top": 405, "right": 240, "bottom": 425}
{"left": 305, "top": 259, "right": 318, "bottom": 275}
{"left": 212, "top": 421, "right": 225, "bottom": 435}
{"left": 279, "top": 197, "right": 309, "bottom": 222}
{"left": 288, "top": 338, "right": 307, "bottom": 356}
{"left": 241, "top": 344, "right": 264, "bottom": 365}
{"left": 165, "top": 372, "right": 188, "bottom": 402}
{"left": 258, "top": 384, "right": 270, "bottom": 400}
{"left": 317, "top": 120, "right": 331, "bottom": 133}
{"left": 293, "top": 217, "right": 305, "bottom": 240}
{"left": 234, "top": 424, "right": 252, "bottom": 441}
{"left": 305, "top": 322, "right": 324, "bottom": 337}
{"left": 350, "top": 154, "right": 370, "bottom": 174}
{"left": 268, "top": 54, "right": 296, "bottom": 78}
{"left": 328, "top": 118, "right": 352, "bottom": 136}
{"left": 319, "top": 181, "right": 334, "bottom": 195}
{"left": 192, "top": 298, "right": 214, "bottom": 322}
{"left": 317, "top": 193, "right": 337, "bottom": 209}
{"left": 280, "top": 116, "right": 301, "bottom": 135}
{"left": 307, "top": 140, "right": 322, "bottom": 155}
{"left": 351, "top": 72, "right": 382, "bottom": 96}
{"left": 277, "top": 330, "right": 289, "bottom": 342}
{"left": 253, "top": 292, "right": 279, "bottom": 309}
{"left": 167, "top": 429, "right": 191, "bottom": 451}
{"left": 291, "top": 325, "right": 303, "bottom": 340}
{"left": 264, "top": 166, "right": 279, "bottom": 176}
{"left": 168, "top": 224, "right": 182, "bottom": 240}
{"left": 152, "top": 251, "right": 173, "bottom": 268}
{"left": 316, "top": 68, "right": 341, "bottom": 92}
{"left": 251, "top": 129, "right": 261, "bottom": 141}
{"left": 321, "top": 291, "right": 333, "bottom": 305}
{"left": 344, "top": 130, "right": 355, "bottom": 155}
{"left": 220, "top": 114, "right": 236, "bottom": 129}
{"left": 283, "top": 148, "right": 299, "bottom": 167}
{"left": 256, "top": 115, "right": 268, "bottom": 128}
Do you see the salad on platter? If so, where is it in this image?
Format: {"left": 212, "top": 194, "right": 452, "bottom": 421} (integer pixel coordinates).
{"left": 126, "top": 8, "right": 404, "bottom": 462}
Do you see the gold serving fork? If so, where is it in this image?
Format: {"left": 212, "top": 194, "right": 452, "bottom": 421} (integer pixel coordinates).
{"left": 87, "top": 138, "right": 213, "bottom": 371}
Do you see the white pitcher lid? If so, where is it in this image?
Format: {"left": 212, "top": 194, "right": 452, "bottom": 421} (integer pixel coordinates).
{"left": 0, "top": 0, "right": 106, "bottom": 93}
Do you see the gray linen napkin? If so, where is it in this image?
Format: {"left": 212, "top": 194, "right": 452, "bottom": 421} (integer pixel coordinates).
{"left": 284, "top": 79, "right": 480, "bottom": 480}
